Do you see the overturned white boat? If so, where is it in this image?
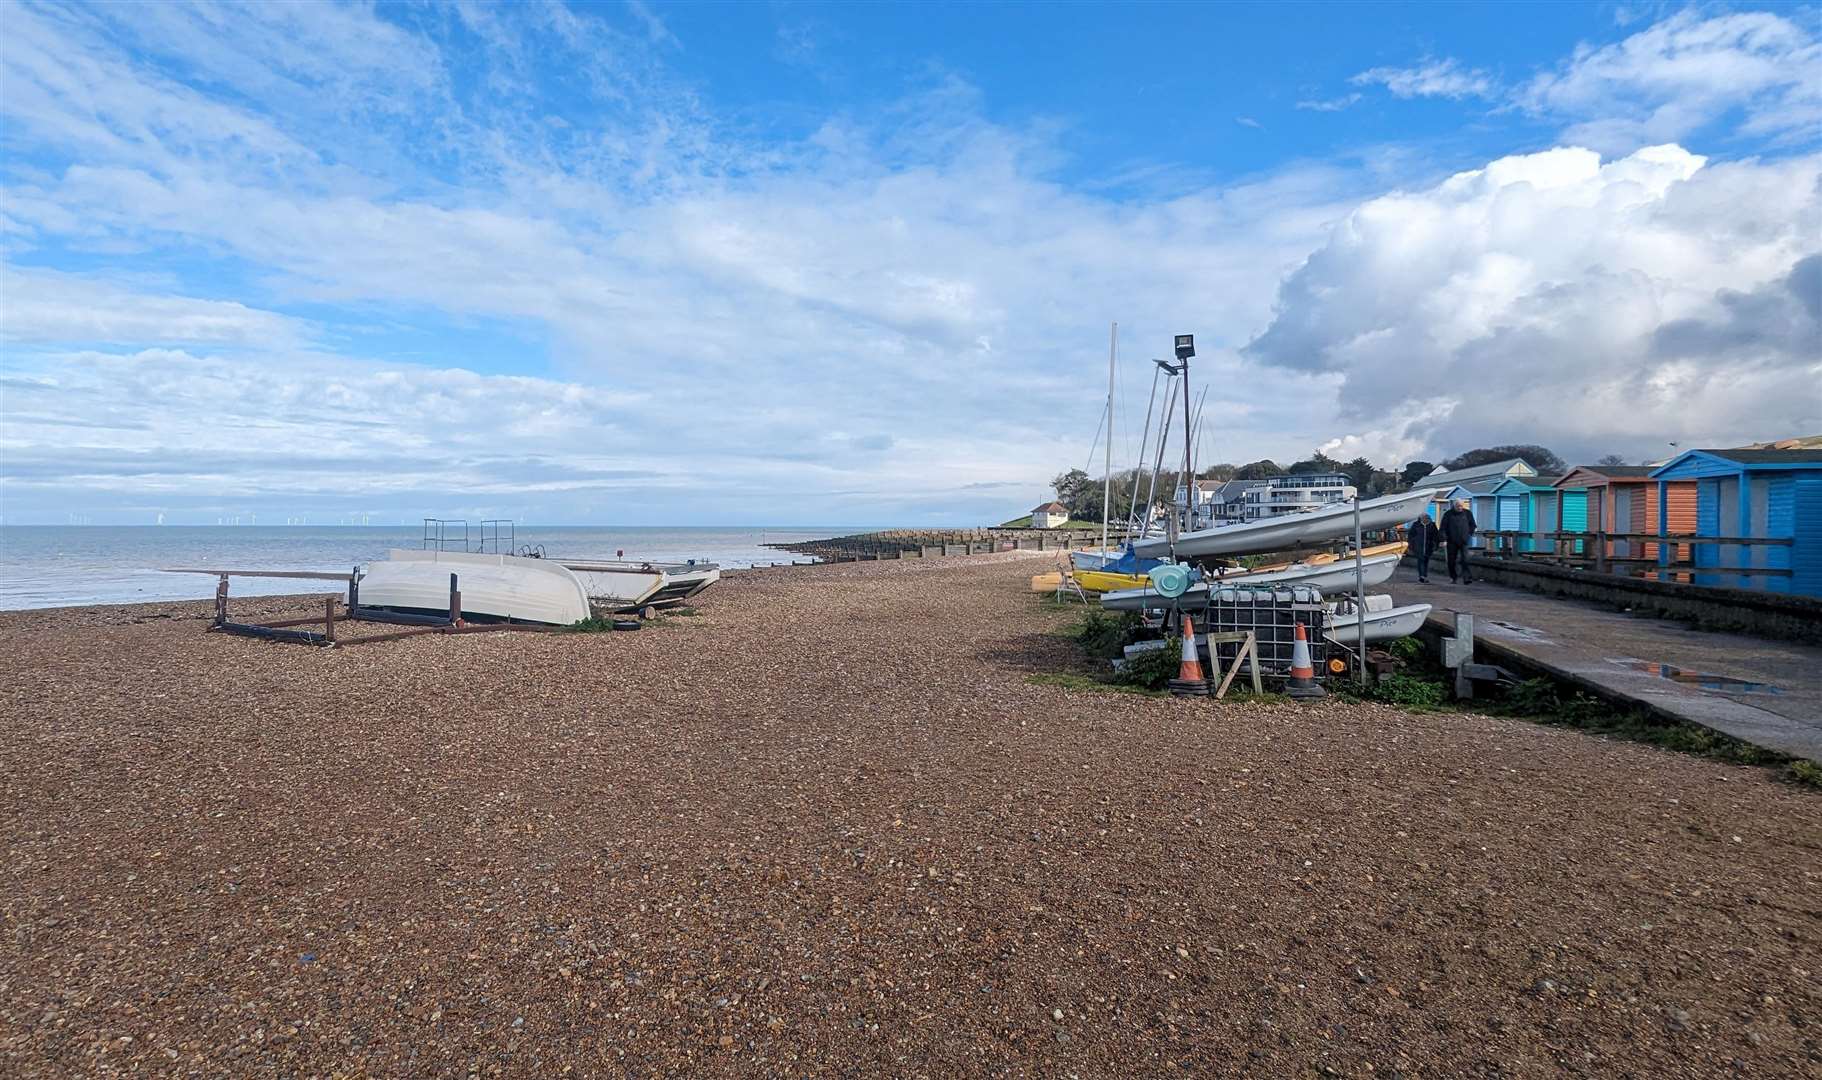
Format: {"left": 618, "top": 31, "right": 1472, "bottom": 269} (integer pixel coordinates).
{"left": 1323, "top": 594, "right": 1431, "bottom": 644}
{"left": 1098, "top": 550, "right": 1402, "bottom": 611}
{"left": 359, "top": 550, "right": 591, "bottom": 625}
{"left": 1132, "top": 488, "right": 1438, "bottom": 560}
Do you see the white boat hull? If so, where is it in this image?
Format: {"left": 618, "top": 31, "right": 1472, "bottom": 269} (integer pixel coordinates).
{"left": 1098, "top": 552, "right": 1401, "bottom": 612}
{"left": 1132, "top": 489, "right": 1439, "bottom": 560}
{"left": 360, "top": 550, "right": 590, "bottom": 625}
{"left": 1322, "top": 597, "right": 1431, "bottom": 643}
{"left": 1069, "top": 548, "right": 1124, "bottom": 571}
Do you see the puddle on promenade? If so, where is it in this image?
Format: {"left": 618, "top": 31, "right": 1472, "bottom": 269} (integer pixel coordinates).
{"left": 1607, "top": 658, "right": 1785, "bottom": 695}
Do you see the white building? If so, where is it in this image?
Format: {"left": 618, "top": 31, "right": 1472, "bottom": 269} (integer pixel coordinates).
{"left": 1238, "top": 473, "right": 1357, "bottom": 521}
{"left": 1029, "top": 501, "right": 1070, "bottom": 529}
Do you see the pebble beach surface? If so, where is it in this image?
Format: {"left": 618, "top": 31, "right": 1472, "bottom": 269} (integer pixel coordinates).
{"left": 2, "top": 551, "right": 1817, "bottom": 1078}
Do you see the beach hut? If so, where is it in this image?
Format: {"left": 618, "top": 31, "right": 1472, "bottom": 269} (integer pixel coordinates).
{"left": 1548, "top": 472, "right": 1594, "bottom": 555}
{"left": 1489, "top": 475, "right": 1564, "bottom": 554}
{"left": 1424, "top": 480, "right": 1501, "bottom": 547}
{"left": 1649, "top": 448, "right": 1822, "bottom": 595}
{"left": 1554, "top": 466, "right": 1697, "bottom": 569}
{"left": 1463, "top": 478, "right": 1503, "bottom": 549}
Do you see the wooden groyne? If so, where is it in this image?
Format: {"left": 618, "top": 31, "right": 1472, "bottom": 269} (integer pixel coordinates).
{"left": 765, "top": 527, "right": 1110, "bottom": 563}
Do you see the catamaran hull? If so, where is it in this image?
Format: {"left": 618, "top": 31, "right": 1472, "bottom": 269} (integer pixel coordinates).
{"left": 1097, "top": 552, "right": 1402, "bottom": 611}
{"left": 1131, "top": 489, "right": 1439, "bottom": 560}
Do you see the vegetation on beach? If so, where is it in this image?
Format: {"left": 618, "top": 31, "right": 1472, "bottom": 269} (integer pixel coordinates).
{"left": 1045, "top": 600, "right": 1820, "bottom": 788}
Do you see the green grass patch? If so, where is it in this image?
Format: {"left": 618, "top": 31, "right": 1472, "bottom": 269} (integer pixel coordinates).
{"left": 1480, "top": 677, "right": 1819, "bottom": 788}
{"left": 1323, "top": 648, "right": 1819, "bottom": 788}
{"left": 1027, "top": 672, "right": 1167, "bottom": 697}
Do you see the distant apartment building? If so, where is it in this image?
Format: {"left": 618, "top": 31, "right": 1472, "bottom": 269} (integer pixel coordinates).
{"left": 1240, "top": 473, "right": 1357, "bottom": 521}
{"left": 1175, "top": 472, "right": 1357, "bottom": 528}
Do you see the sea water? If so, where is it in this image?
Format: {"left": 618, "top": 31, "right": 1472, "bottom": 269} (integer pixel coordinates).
{"left": 0, "top": 525, "right": 847, "bottom": 610}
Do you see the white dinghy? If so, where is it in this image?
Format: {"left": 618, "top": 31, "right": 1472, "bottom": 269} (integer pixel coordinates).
{"left": 1322, "top": 594, "right": 1432, "bottom": 644}
{"left": 1131, "top": 488, "right": 1438, "bottom": 560}
{"left": 1098, "top": 551, "right": 1402, "bottom": 612}
{"left": 359, "top": 550, "right": 590, "bottom": 625}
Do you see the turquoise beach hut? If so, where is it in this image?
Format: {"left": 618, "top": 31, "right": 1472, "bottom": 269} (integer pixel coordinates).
{"left": 1553, "top": 474, "right": 1591, "bottom": 554}
{"left": 1648, "top": 448, "right": 1822, "bottom": 595}
{"left": 1490, "top": 474, "right": 1565, "bottom": 554}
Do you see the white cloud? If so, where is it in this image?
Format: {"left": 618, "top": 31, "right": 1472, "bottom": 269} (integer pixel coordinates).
{"left": 1352, "top": 59, "right": 1497, "bottom": 100}
{"left": 2, "top": 4, "right": 1818, "bottom": 523}
{"left": 1520, "top": 11, "right": 1822, "bottom": 151}
{"left": 0, "top": 268, "right": 307, "bottom": 346}
{"left": 1296, "top": 93, "right": 1362, "bottom": 112}
{"left": 1244, "top": 144, "right": 1822, "bottom": 463}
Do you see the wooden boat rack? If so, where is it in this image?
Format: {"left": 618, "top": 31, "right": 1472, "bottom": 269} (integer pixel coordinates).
{"left": 207, "top": 569, "right": 556, "bottom": 647}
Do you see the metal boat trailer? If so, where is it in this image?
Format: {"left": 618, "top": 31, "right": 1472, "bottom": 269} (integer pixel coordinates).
{"left": 196, "top": 568, "right": 557, "bottom": 647}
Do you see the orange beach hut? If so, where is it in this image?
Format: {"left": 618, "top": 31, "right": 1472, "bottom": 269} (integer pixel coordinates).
{"left": 1553, "top": 465, "right": 1696, "bottom": 568}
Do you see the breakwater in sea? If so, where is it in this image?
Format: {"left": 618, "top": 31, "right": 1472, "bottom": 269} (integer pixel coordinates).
{"left": 764, "top": 527, "right": 1108, "bottom": 563}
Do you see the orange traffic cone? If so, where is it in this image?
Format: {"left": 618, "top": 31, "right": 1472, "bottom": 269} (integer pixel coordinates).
{"left": 1286, "top": 621, "right": 1326, "bottom": 700}
{"left": 1168, "top": 613, "right": 1209, "bottom": 696}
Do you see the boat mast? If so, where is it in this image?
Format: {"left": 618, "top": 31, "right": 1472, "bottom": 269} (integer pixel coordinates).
{"left": 1100, "top": 322, "right": 1116, "bottom": 562}
{"left": 1141, "top": 374, "right": 1178, "bottom": 537}
{"left": 1127, "top": 361, "right": 1164, "bottom": 530}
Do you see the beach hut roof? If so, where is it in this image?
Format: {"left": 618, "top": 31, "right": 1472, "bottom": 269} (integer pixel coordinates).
{"left": 1558, "top": 465, "right": 1655, "bottom": 489}
{"left": 1651, "top": 447, "right": 1822, "bottom": 479}
{"left": 1493, "top": 474, "right": 1563, "bottom": 495}
{"left": 1031, "top": 501, "right": 1069, "bottom": 513}
{"left": 1705, "top": 448, "right": 1822, "bottom": 465}
{"left": 1421, "top": 458, "right": 1536, "bottom": 489}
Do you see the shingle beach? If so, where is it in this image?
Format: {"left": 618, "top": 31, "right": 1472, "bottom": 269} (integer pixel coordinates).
{"left": 2, "top": 552, "right": 1816, "bottom": 1077}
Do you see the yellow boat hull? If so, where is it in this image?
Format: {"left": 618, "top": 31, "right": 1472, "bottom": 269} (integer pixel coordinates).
{"left": 1074, "top": 569, "right": 1152, "bottom": 593}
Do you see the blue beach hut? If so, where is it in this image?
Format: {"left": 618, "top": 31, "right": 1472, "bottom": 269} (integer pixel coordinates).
{"left": 1649, "top": 448, "right": 1822, "bottom": 595}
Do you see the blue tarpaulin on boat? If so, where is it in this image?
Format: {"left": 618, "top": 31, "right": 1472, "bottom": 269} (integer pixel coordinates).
{"left": 1102, "top": 543, "right": 1164, "bottom": 576}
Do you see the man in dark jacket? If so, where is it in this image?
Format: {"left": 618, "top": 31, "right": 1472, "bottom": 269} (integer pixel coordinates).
{"left": 1440, "top": 500, "right": 1477, "bottom": 583}
{"left": 1407, "top": 514, "right": 1440, "bottom": 583}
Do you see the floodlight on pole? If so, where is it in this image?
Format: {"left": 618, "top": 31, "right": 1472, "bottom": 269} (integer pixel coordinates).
{"left": 1175, "top": 334, "right": 1195, "bottom": 544}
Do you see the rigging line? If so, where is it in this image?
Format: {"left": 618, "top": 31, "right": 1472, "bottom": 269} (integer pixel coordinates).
{"left": 1082, "top": 395, "right": 1107, "bottom": 474}
{"left": 1189, "top": 384, "right": 1210, "bottom": 467}
{"left": 1127, "top": 363, "right": 1164, "bottom": 526}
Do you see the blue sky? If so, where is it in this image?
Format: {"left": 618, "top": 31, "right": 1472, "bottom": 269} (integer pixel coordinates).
{"left": 1, "top": 2, "right": 1818, "bottom": 525}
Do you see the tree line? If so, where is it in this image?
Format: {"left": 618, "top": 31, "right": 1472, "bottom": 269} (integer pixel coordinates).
{"left": 1047, "top": 443, "right": 1630, "bottom": 525}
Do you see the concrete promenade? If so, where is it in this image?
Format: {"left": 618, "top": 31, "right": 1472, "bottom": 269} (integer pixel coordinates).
{"left": 1391, "top": 564, "right": 1822, "bottom": 762}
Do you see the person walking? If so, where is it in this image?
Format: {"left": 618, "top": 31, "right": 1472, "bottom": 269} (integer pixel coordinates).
{"left": 1407, "top": 513, "right": 1440, "bottom": 583}
{"left": 1440, "top": 499, "right": 1477, "bottom": 584}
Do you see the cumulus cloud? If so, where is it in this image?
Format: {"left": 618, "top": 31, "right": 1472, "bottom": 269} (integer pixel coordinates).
{"left": 1520, "top": 11, "right": 1822, "bottom": 151}
{"left": 1244, "top": 144, "right": 1822, "bottom": 463}
{"left": 1352, "top": 59, "right": 1497, "bottom": 100}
